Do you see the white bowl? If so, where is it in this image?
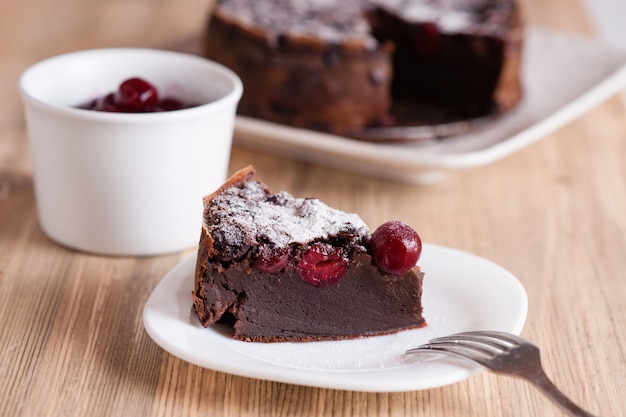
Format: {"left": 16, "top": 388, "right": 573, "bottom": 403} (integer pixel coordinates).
{"left": 20, "top": 48, "right": 243, "bottom": 256}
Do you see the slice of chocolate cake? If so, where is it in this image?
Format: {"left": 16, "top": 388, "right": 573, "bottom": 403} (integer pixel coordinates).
{"left": 192, "top": 166, "right": 426, "bottom": 342}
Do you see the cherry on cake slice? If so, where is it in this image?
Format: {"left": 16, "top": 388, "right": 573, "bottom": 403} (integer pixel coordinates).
{"left": 192, "top": 166, "right": 426, "bottom": 342}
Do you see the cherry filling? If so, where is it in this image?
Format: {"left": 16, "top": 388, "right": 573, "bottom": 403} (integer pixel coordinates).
{"left": 249, "top": 222, "right": 421, "bottom": 286}
{"left": 410, "top": 22, "right": 440, "bottom": 56}
{"left": 253, "top": 244, "right": 289, "bottom": 273}
{"left": 296, "top": 242, "right": 348, "bottom": 287}
{"left": 77, "top": 77, "right": 197, "bottom": 113}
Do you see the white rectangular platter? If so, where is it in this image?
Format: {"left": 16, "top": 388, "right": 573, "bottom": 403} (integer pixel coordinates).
{"left": 232, "top": 28, "right": 626, "bottom": 184}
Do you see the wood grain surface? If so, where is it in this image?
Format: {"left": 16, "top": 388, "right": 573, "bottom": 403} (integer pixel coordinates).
{"left": 1, "top": 0, "right": 624, "bottom": 416}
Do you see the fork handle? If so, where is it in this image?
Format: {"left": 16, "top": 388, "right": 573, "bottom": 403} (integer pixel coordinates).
{"left": 524, "top": 368, "right": 598, "bottom": 417}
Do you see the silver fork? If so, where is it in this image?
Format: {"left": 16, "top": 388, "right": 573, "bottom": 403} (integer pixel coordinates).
{"left": 406, "top": 330, "right": 598, "bottom": 417}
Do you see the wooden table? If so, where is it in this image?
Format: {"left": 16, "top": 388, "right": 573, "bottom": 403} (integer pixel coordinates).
{"left": 1, "top": 1, "right": 624, "bottom": 415}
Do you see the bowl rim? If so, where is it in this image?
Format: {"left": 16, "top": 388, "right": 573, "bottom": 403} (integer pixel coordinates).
{"left": 19, "top": 47, "right": 243, "bottom": 122}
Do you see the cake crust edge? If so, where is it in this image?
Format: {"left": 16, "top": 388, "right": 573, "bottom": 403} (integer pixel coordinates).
{"left": 193, "top": 165, "right": 256, "bottom": 324}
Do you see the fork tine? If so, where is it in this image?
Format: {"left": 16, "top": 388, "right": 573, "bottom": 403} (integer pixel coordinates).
{"left": 428, "top": 333, "right": 514, "bottom": 353}
{"left": 406, "top": 331, "right": 527, "bottom": 366}
{"left": 409, "top": 339, "right": 497, "bottom": 358}
{"left": 458, "top": 330, "right": 529, "bottom": 345}
{"left": 407, "top": 343, "right": 493, "bottom": 367}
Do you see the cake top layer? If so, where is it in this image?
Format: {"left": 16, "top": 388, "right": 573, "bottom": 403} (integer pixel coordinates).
{"left": 214, "top": 0, "right": 518, "bottom": 46}
{"left": 204, "top": 177, "right": 369, "bottom": 260}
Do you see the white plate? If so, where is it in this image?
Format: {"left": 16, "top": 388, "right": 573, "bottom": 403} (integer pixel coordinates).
{"left": 143, "top": 243, "right": 528, "bottom": 392}
{"left": 233, "top": 27, "right": 626, "bottom": 184}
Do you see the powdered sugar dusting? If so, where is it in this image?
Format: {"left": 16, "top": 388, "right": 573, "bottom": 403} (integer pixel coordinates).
{"left": 216, "top": 0, "right": 513, "bottom": 43}
{"left": 206, "top": 180, "right": 369, "bottom": 249}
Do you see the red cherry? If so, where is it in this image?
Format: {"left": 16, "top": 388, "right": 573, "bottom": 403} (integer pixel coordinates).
{"left": 156, "top": 97, "right": 185, "bottom": 112}
{"left": 96, "top": 93, "right": 123, "bottom": 112}
{"left": 77, "top": 98, "right": 97, "bottom": 110}
{"left": 297, "top": 243, "right": 348, "bottom": 287}
{"left": 253, "top": 244, "right": 289, "bottom": 273}
{"left": 411, "top": 22, "right": 440, "bottom": 56}
{"left": 114, "top": 77, "right": 159, "bottom": 112}
{"left": 79, "top": 93, "right": 121, "bottom": 112}
{"left": 76, "top": 77, "right": 198, "bottom": 113}
{"left": 369, "top": 221, "right": 422, "bottom": 275}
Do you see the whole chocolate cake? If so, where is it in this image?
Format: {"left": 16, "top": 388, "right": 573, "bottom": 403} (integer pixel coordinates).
{"left": 192, "top": 166, "right": 426, "bottom": 342}
{"left": 203, "top": 0, "right": 524, "bottom": 137}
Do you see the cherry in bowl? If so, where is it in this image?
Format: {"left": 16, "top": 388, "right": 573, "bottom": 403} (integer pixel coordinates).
{"left": 78, "top": 77, "right": 197, "bottom": 113}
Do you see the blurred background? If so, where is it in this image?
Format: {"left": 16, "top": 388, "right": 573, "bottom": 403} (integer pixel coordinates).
{"left": 1, "top": 0, "right": 624, "bottom": 172}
